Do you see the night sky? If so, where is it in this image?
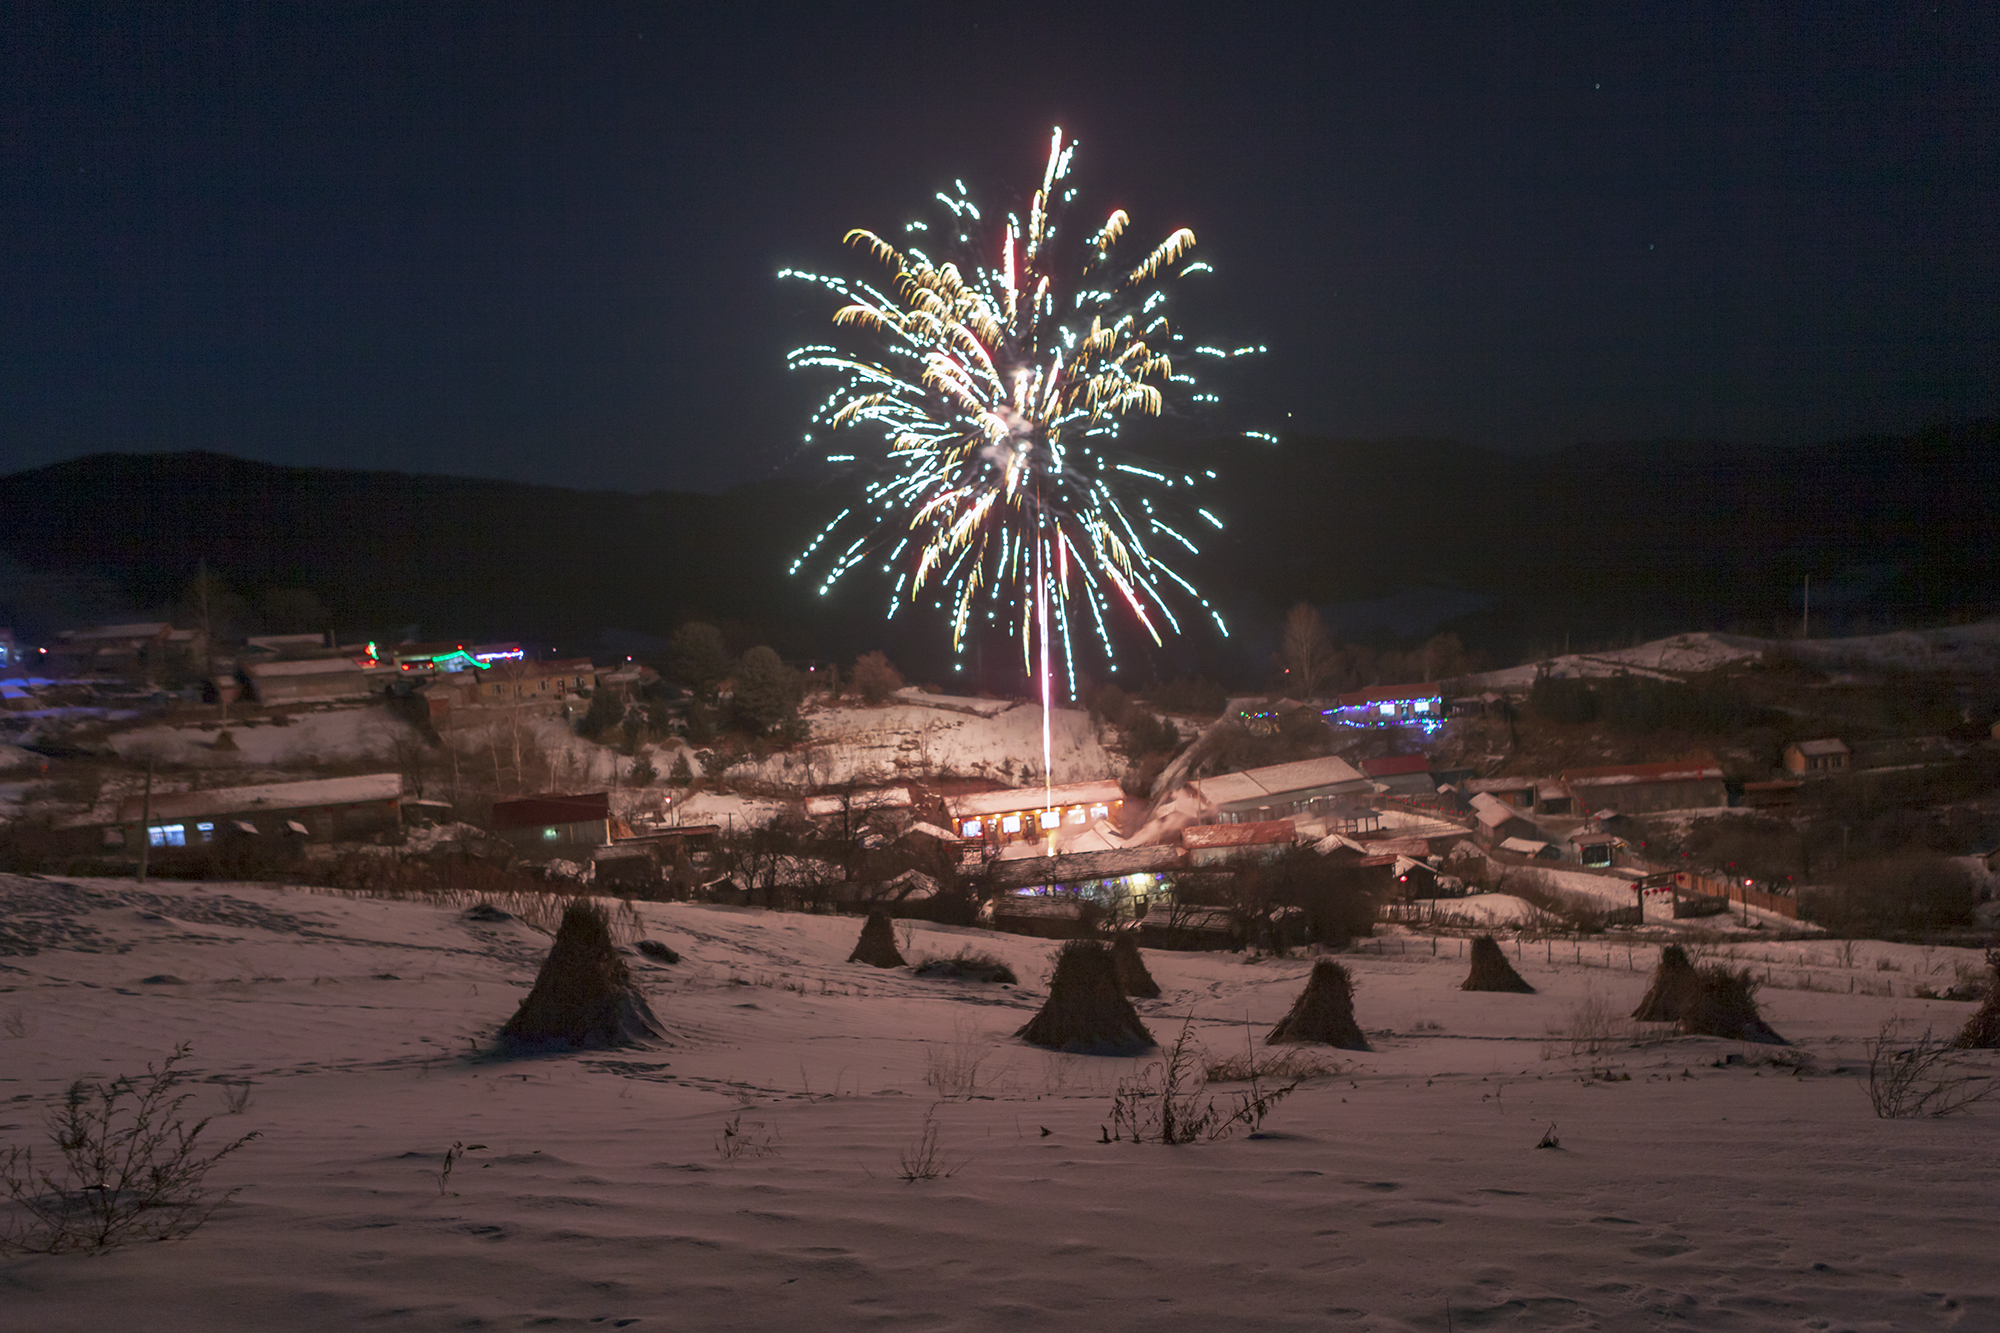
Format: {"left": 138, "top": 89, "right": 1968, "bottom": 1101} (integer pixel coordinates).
{"left": 5, "top": 2, "right": 1996, "bottom": 495}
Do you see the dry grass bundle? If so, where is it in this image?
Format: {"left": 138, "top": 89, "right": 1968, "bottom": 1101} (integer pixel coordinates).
{"left": 1017, "top": 941, "right": 1156, "bottom": 1056}
{"left": 1680, "top": 965, "right": 1786, "bottom": 1045}
{"left": 1461, "top": 935, "right": 1535, "bottom": 993}
{"left": 498, "top": 900, "right": 665, "bottom": 1051}
{"left": 1266, "top": 960, "right": 1370, "bottom": 1050}
{"left": 1110, "top": 933, "right": 1161, "bottom": 999}
{"left": 848, "top": 910, "right": 906, "bottom": 968}
{"left": 1631, "top": 944, "right": 1698, "bottom": 1022}
{"left": 1952, "top": 949, "right": 2000, "bottom": 1050}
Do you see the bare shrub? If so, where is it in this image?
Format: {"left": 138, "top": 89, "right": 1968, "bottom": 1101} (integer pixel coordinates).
{"left": 1, "top": 1044, "right": 258, "bottom": 1255}
{"left": 715, "top": 1113, "right": 780, "bottom": 1161}
{"left": 1952, "top": 948, "right": 2000, "bottom": 1050}
{"left": 1865, "top": 1020, "right": 1997, "bottom": 1118}
{"left": 912, "top": 950, "right": 1017, "bottom": 984}
{"left": 1105, "top": 1016, "right": 1298, "bottom": 1145}
{"left": 1545, "top": 991, "right": 1620, "bottom": 1060}
{"left": 1203, "top": 1045, "right": 1343, "bottom": 1084}
{"left": 924, "top": 1020, "right": 992, "bottom": 1099}
{"left": 896, "top": 1105, "right": 963, "bottom": 1182}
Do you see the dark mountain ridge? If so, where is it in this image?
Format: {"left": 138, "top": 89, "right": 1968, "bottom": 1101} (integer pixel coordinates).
{"left": 1, "top": 423, "right": 1992, "bottom": 684}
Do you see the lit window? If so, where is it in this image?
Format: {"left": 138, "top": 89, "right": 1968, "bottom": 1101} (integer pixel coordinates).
{"left": 1039, "top": 809, "right": 1061, "bottom": 830}
{"left": 195, "top": 822, "right": 215, "bottom": 843}
{"left": 1414, "top": 700, "right": 1431, "bottom": 713}
{"left": 150, "top": 824, "right": 187, "bottom": 848}
{"left": 961, "top": 819, "right": 982, "bottom": 838}
{"left": 1001, "top": 814, "right": 1022, "bottom": 834}
{"left": 1379, "top": 703, "right": 1396, "bottom": 716}
{"left": 543, "top": 827, "right": 560, "bottom": 841}
{"left": 1089, "top": 803, "right": 1109, "bottom": 820}
{"left": 1067, "top": 806, "right": 1086, "bottom": 824}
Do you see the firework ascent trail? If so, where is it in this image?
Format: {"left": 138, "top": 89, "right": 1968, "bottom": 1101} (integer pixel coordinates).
{"left": 783, "top": 128, "right": 1267, "bottom": 818}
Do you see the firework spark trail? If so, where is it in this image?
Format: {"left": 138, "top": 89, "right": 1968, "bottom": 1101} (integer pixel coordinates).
{"left": 783, "top": 128, "right": 1264, "bottom": 813}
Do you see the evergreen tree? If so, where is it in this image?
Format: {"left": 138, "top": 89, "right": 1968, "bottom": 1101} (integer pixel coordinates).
{"left": 733, "top": 646, "right": 804, "bottom": 734}
{"left": 669, "top": 622, "right": 730, "bottom": 699}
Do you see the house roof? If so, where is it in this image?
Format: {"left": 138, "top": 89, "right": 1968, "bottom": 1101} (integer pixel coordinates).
{"left": 62, "top": 622, "right": 170, "bottom": 642}
{"left": 1789, "top": 738, "right": 1850, "bottom": 757}
{"left": 491, "top": 792, "right": 611, "bottom": 830}
{"left": 1361, "top": 754, "right": 1432, "bottom": 777}
{"left": 1335, "top": 682, "right": 1443, "bottom": 707}
{"left": 983, "top": 843, "right": 1184, "bottom": 889}
{"left": 118, "top": 773, "right": 403, "bottom": 822}
{"left": 1499, "top": 836, "right": 1552, "bottom": 856}
{"left": 1187, "top": 755, "right": 1367, "bottom": 810}
{"left": 1468, "top": 792, "right": 1522, "bottom": 827}
{"left": 245, "top": 657, "right": 377, "bottom": 678}
{"left": 1463, "top": 776, "right": 1536, "bottom": 793}
{"left": 946, "top": 780, "right": 1124, "bottom": 820}
{"left": 1562, "top": 755, "right": 1723, "bottom": 786}
{"left": 1182, "top": 819, "right": 1296, "bottom": 849}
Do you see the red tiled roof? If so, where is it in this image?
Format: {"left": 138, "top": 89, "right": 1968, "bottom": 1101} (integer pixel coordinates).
{"left": 1361, "top": 754, "right": 1432, "bottom": 777}
{"left": 491, "top": 792, "right": 611, "bottom": 830}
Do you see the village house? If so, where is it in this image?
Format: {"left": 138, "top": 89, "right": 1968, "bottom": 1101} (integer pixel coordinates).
{"left": 44, "top": 622, "right": 189, "bottom": 681}
{"left": 946, "top": 779, "right": 1125, "bottom": 851}
{"left": 245, "top": 655, "right": 395, "bottom": 705}
{"left": 1783, "top": 738, "right": 1852, "bottom": 775}
{"left": 1326, "top": 682, "right": 1446, "bottom": 731}
{"left": 1184, "top": 755, "right": 1370, "bottom": 825}
{"left": 1359, "top": 754, "right": 1437, "bottom": 796}
{"left": 110, "top": 772, "right": 404, "bottom": 850}
{"left": 490, "top": 792, "right": 614, "bottom": 855}
{"left": 1561, "top": 755, "right": 1728, "bottom": 815}
{"left": 1182, "top": 819, "right": 1296, "bottom": 867}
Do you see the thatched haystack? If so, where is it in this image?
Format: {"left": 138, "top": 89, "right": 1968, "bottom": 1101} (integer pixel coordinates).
{"left": 848, "top": 910, "right": 906, "bottom": 968}
{"left": 499, "top": 900, "right": 664, "bottom": 1050}
{"left": 1952, "top": 948, "right": 2000, "bottom": 1049}
{"left": 1017, "top": 940, "right": 1156, "bottom": 1056}
{"left": 1631, "top": 944, "right": 1698, "bottom": 1022}
{"left": 1109, "top": 933, "right": 1161, "bottom": 999}
{"left": 1461, "top": 935, "right": 1535, "bottom": 993}
{"left": 1680, "top": 965, "right": 1787, "bottom": 1045}
{"left": 1266, "top": 959, "right": 1370, "bottom": 1050}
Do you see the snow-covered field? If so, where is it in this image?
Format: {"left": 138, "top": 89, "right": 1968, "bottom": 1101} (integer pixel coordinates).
{"left": 3, "top": 876, "right": 1996, "bottom": 1331}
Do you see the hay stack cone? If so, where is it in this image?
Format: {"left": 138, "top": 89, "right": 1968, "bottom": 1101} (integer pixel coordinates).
{"left": 499, "top": 900, "right": 664, "bottom": 1050}
{"left": 1681, "top": 965, "right": 1786, "bottom": 1045}
{"left": 1461, "top": 935, "right": 1535, "bottom": 993}
{"left": 1109, "top": 933, "right": 1161, "bottom": 999}
{"left": 1952, "top": 948, "right": 2000, "bottom": 1049}
{"left": 1631, "top": 944, "right": 1698, "bottom": 1022}
{"left": 1267, "top": 959, "right": 1370, "bottom": 1050}
{"left": 1017, "top": 940, "right": 1155, "bottom": 1056}
{"left": 848, "top": 910, "right": 906, "bottom": 968}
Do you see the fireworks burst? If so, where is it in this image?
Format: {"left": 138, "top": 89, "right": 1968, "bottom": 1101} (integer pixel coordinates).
{"left": 782, "top": 128, "right": 1263, "bottom": 702}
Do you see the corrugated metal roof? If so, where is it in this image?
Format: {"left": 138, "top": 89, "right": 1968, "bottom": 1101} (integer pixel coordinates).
{"left": 119, "top": 773, "right": 403, "bottom": 822}
{"left": 1563, "top": 756, "right": 1723, "bottom": 785}
{"left": 1182, "top": 819, "right": 1295, "bottom": 848}
{"left": 946, "top": 780, "right": 1125, "bottom": 820}
{"left": 1790, "top": 738, "right": 1849, "bottom": 756}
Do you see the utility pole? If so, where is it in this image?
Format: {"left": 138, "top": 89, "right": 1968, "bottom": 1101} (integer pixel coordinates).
{"left": 136, "top": 755, "right": 154, "bottom": 884}
{"left": 1801, "top": 574, "right": 1810, "bottom": 640}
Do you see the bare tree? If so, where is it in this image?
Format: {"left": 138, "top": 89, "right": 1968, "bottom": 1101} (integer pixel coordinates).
{"left": 1278, "top": 603, "right": 1337, "bottom": 698}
